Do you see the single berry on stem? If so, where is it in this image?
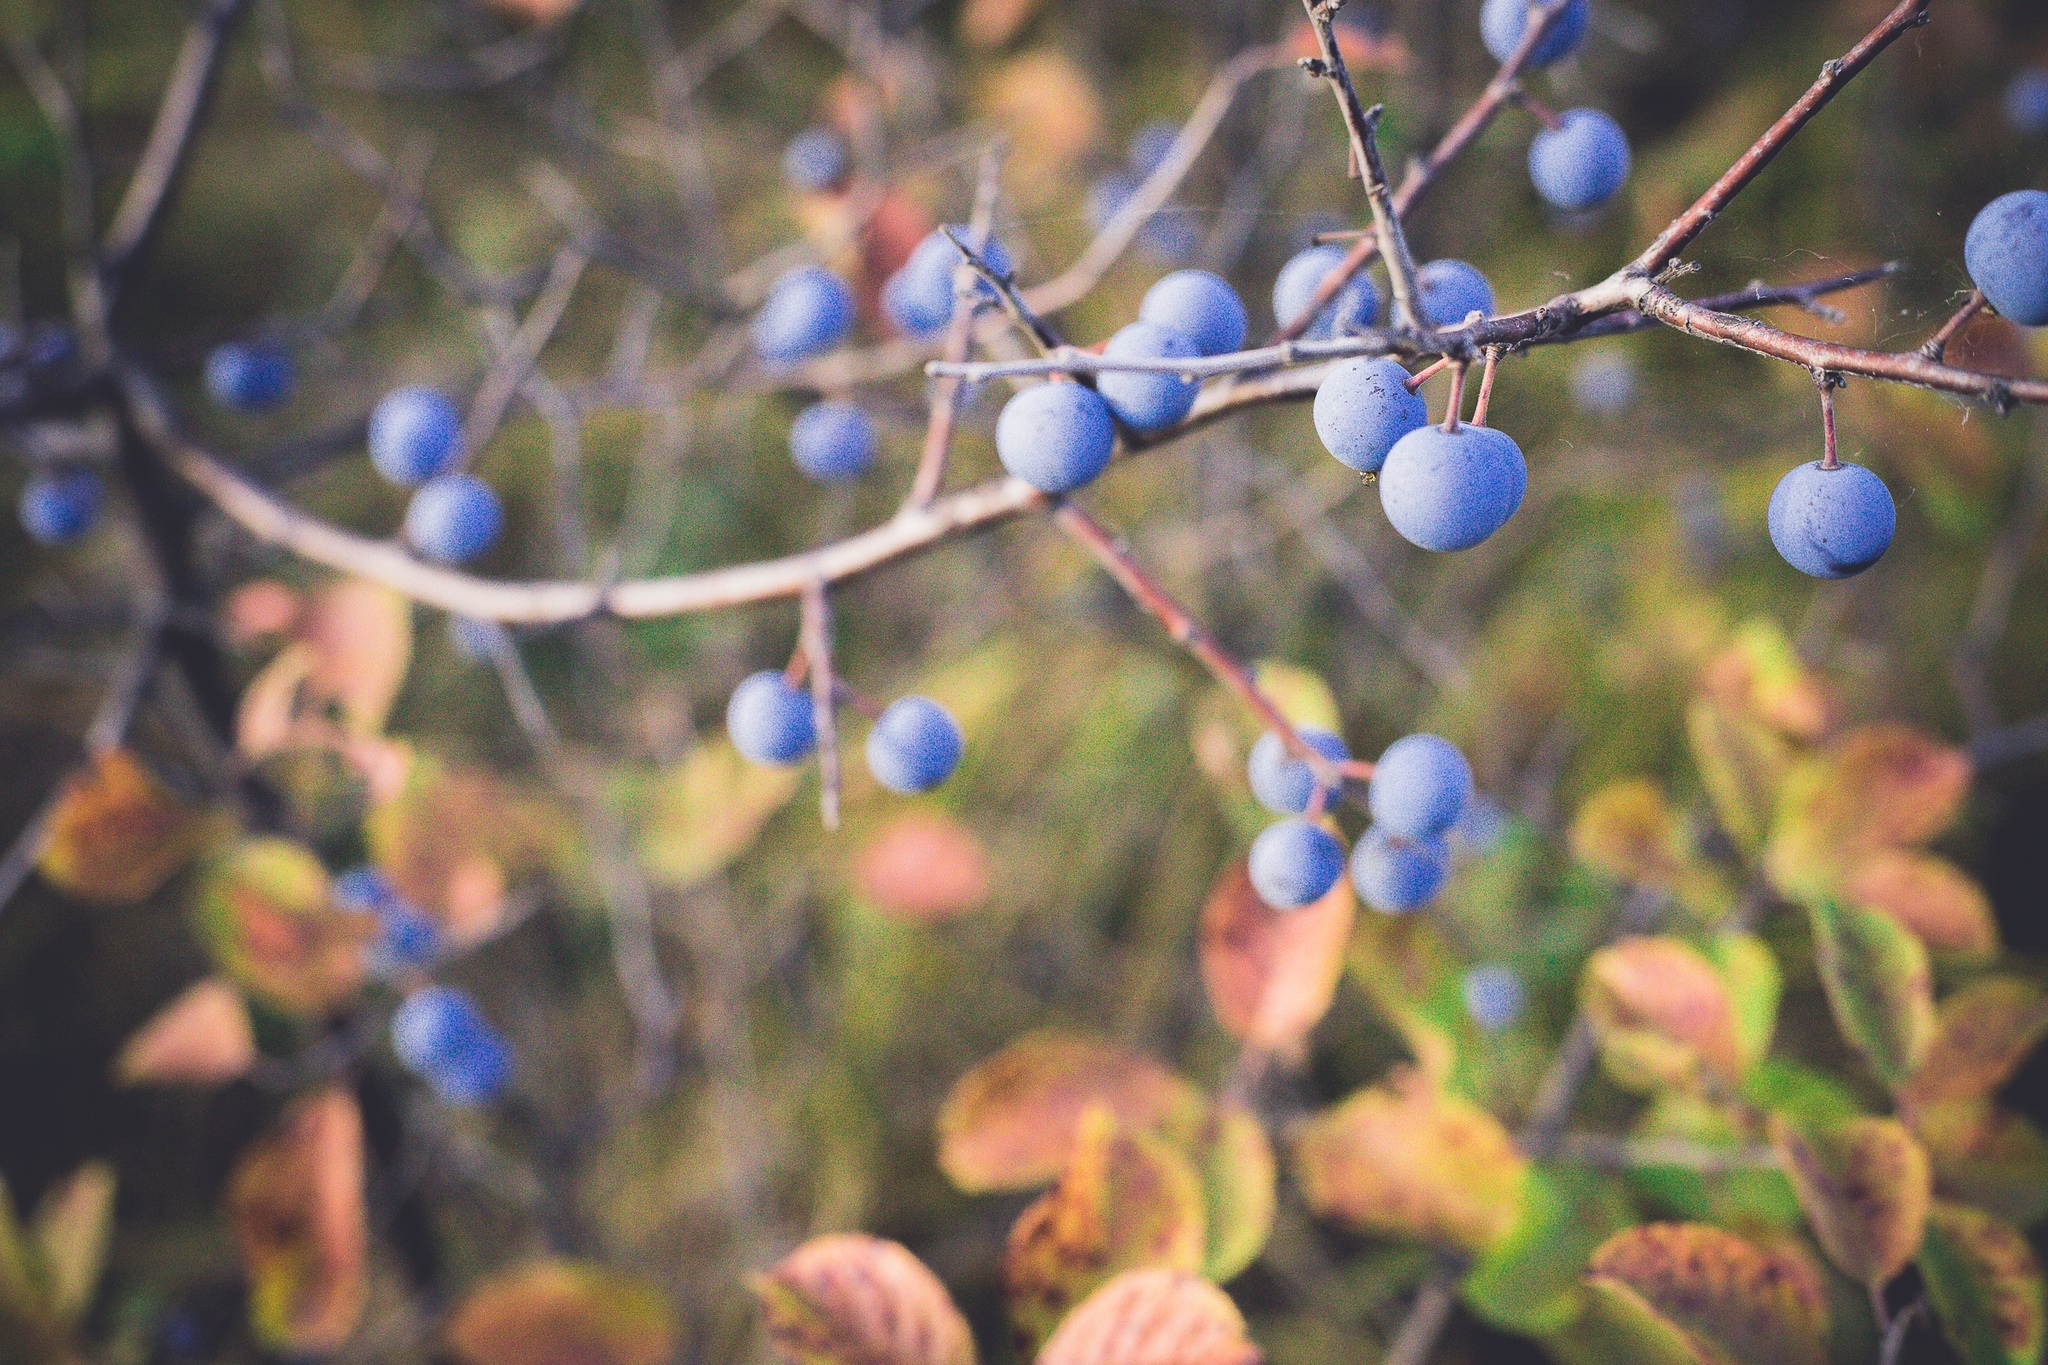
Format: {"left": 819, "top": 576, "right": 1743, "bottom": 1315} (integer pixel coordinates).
{"left": 1528, "top": 108, "right": 1632, "bottom": 211}
{"left": 865, "top": 696, "right": 963, "bottom": 794}
{"left": 1367, "top": 734, "right": 1473, "bottom": 840}
{"left": 1140, "top": 270, "right": 1248, "bottom": 358}
{"left": 1272, "top": 244, "right": 1380, "bottom": 340}
{"left": 753, "top": 265, "right": 855, "bottom": 365}
{"left": 369, "top": 385, "right": 463, "bottom": 487}
{"left": 1095, "top": 322, "right": 1200, "bottom": 432}
{"left": 1964, "top": 190, "right": 2048, "bottom": 326}
{"left": 995, "top": 382, "right": 1117, "bottom": 494}
{"left": 1350, "top": 826, "right": 1449, "bottom": 913}
{"left": 1378, "top": 422, "right": 1527, "bottom": 552}
{"left": 1414, "top": 259, "right": 1496, "bottom": 328}
{"left": 404, "top": 473, "right": 502, "bottom": 564}
{"left": 205, "top": 342, "right": 295, "bottom": 412}
{"left": 18, "top": 468, "right": 102, "bottom": 545}
{"left": 1314, "top": 358, "right": 1430, "bottom": 474}
{"left": 1480, "top": 0, "right": 1590, "bottom": 67}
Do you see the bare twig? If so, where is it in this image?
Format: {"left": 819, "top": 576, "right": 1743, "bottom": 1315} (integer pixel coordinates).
{"left": 799, "top": 580, "right": 841, "bottom": 831}
{"left": 1920, "top": 290, "right": 1987, "bottom": 362}
{"left": 7, "top": 36, "right": 110, "bottom": 363}
{"left": 906, "top": 144, "right": 1006, "bottom": 511}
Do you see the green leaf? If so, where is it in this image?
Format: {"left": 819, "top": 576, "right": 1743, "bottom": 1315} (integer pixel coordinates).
{"left": 1196, "top": 1104, "right": 1275, "bottom": 1283}
{"left": 636, "top": 739, "right": 800, "bottom": 890}
{"left": 1708, "top": 933, "right": 1780, "bottom": 1073}
{"left": 1739, "top": 1057, "right": 1863, "bottom": 1127}
{"left": 1686, "top": 698, "right": 1790, "bottom": 860}
{"left": 1546, "top": 1279, "right": 1718, "bottom": 1365}
{"left": 1464, "top": 1166, "right": 1632, "bottom": 1335}
{"left": 1627, "top": 1094, "right": 1800, "bottom": 1228}
{"left": 30, "top": 1164, "right": 114, "bottom": 1327}
{"left": 1804, "top": 897, "right": 1934, "bottom": 1092}
{"left": 1919, "top": 1202, "right": 2045, "bottom": 1365}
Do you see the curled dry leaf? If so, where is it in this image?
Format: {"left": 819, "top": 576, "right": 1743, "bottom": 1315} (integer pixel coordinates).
{"left": 1918, "top": 1202, "right": 2046, "bottom": 1365}
{"left": 1840, "top": 850, "right": 1999, "bottom": 959}
{"left": 638, "top": 738, "right": 800, "bottom": 892}
{"left": 1768, "top": 1115, "right": 1931, "bottom": 1285}
{"left": 115, "top": 977, "right": 255, "bottom": 1085}
{"left": 1036, "top": 1268, "right": 1260, "bottom": 1365}
{"left": 193, "top": 837, "right": 371, "bottom": 1016}
{"left": 937, "top": 1032, "right": 1207, "bottom": 1193}
{"left": 1767, "top": 724, "right": 1971, "bottom": 899}
{"left": 1198, "top": 860, "right": 1352, "bottom": 1055}
{"left": 38, "top": 748, "right": 217, "bottom": 903}
{"left": 1805, "top": 898, "right": 1935, "bottom": 1093}
{"left": 1581, "top": 936, "right": 1744, "bottom": 1092}
{"left": 1908, "top": 1101, "right": 2048, "bottom": 1226}
{"left": 753, "top": 1233, "right": 975, "bottom": 1365}
{"left": 1585, "top": 1222, "right": 1827, "bottom": 1365}
{"left": 1291, "top": 1065, "right": 1526, "bottom": 1253}
{"left": 1004, "top": 1106, "right": 1206, "bottom": 1352}
{"left": 227, "top": 1088, "right": 367, "bottom": 1354}
{"left": 446, "top": 1261, "right": 677, "bottom": 1365}
{"left": 1899, "top": 977, "right": 2048, "bottom": 1114}
{"left": 853, "top": 812, "right": 992, "bottom": 922}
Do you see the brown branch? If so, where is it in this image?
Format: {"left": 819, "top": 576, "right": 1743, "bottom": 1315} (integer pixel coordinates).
{"left": 941, "top": 227, "right": 1061, "bottom": 355}
{"left": 1631, "top": 0, "right": 1933, "bottom": 276}
{"left": 800, "top": 580, "right": 841, "bottom": 831}
{"left": 1920, "top": 290, "right": 1987, "bottom": 362}
{"left": 906, "top": 145, "right": 1005, "bottom": 510}
{"left": 1357, "top": 104, "right": 1423, "bottom": 328}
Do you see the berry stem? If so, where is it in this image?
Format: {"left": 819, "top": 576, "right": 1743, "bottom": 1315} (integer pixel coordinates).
{"left": 1918, "top": 290, "right": 1986, "bottom": 363}
{"left": 1441, "top": 363, "right": 1468, "bottom": 432}
{"left": 799, "top": 580, "right": 841, "bottom": 831}
{"left": 1404, "top": 356, "right": 1452, "bottom": 392}
{"left": 1516, "top": 91, "right": 1567, "bottom": 132}
{"left": 1472, "top": 348, "right": 1501, "bottom": 426}
{"left": 1817, "top": 373, "right": 1841, "bottom": 470}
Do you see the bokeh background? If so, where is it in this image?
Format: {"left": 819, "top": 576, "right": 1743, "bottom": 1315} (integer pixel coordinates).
{"left": 2, "top": 0, "right": 2046, "bottom": 1361}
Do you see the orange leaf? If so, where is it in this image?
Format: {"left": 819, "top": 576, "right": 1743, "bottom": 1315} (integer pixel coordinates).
{"left": 1036, "top": 1268, "right": 1260, "bottom": 1365}
{"left": 752, "top": 1234, "right": 976, "bottom": 1365}
{"left": 959, "top": 0, "right": 1045, "bottom": 48}
{"left": 1767, "top": 724, "right": 1971, "bottom": 898}
{"left": 227, "top": 1089, "right": 367, "bottom": 1354}
{"left": 1840, "top": 850, "right": 1998, "bottom": 959}
{"left": 365, "top": 757, "right": 561, "bottom": 946}
{"left": 1198, "top": 861, "right": 1353, "bottom": 1055}
{"left": 447, "top": 1262, "right": 677, "bottom": 1365}
{"left": 223, "top": 579, "right": 302, "bottom": 645}
{"left": 853, "top": 812, "right": 992, "bottom": 923}
{"left": 193, "top": 837, "right": 371, "bottom": 1016}
{"left": 38, "top": 749, "right": 216, "bottom": 902}
{"left": 1582, "top": 936, "right": 1744, "bottom": 1091}
{"left": 1769, "top": 1115, "right": 1931, "bottom": 1284}
{"left": 1699, "top": 619, "right": 1835, "bottom": 742}
{"left": 937, "top": 1032, "right": 1207, "bottom": 1193}
{"left": 114, "top": 978, "right": 255, "bottom": 1085}
{"left": 1291, "top": 1066, "right": 1526, "bottom": 1252}
{"left": 1586, "top": 1223, "right": 1827, "bottom": 1365}
{"left": 978, "top": 51, "right": 1100, "bottom": 192}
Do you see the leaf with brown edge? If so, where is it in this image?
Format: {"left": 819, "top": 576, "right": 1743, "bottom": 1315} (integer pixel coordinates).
{"left": 1768, "top": 1115, "right": 1930, "bottom": 1285}
{"left": 1581, "top": 937, "right": 1743, "bottom": 1093}
{"left": 1687, "top": 698, "right": 1791, "bottom": 859}
{"left": 1196, "top": 1104, "right": 1275, "bottom": 1284}
{"left": 114, "top": 978, "right": 255, "bottom": 1085}
{"left": 1291, "top": 1065, "right": 1526, "bottom": 1253}
{"left": 227, "top": 1088, "right": 366, "bottom": 1354}
{"left": 1900, "top": 977, "right": 2048, "bottom": 1113}
{"left": 1036, "top": 1268, "right": 1260, "bottom": 1365}
{"left": 1551, "top": 1279, "right": 1719, "bottom": 1365}
{"left": 1910, "top": 1101, "right": 2048, "bottom": 1225}
{"left": 1805, "top": 898, "right": 1934, "bottom": 1092}
{"left": 193, "top": 837, "right": 372, "bottom": 1016}
{"left": 1003, "top": 1107, "right": 1205, "bottom": 1352}
{"left": 1766, "top": 724, "right": 1971, "bottom": 898}
{"left": 753, "top": 1233, "right": 975, "bottom": 1365}
{"left": 446, "top": 1262, "right": 677, "bottom": 1365}
{"left": 366, "top": 756, "right": 565, "bottom": 946}
{"left": 295, "top": 578, "right": 413, "bottom": 736}
{"left": 638, "top": 739, "right": 800, "bottom": 892}
{"left": 1841, "top": 850, "right": 1998, "bottom": 959}
{"left": 30, "top": 1163, "right": 114, "bottom": 1326}
{"left": 1570, "top": 779, "right": 1687, "bottom": 886}
{"left": 937, "top": 1032, "right": 1207, "bottom": 1193}
{"left": 1585, "top": 1222, "right": 1827, "bottom": 1365}
{"left": 1198, "top": 861, "right": 1352, "bottom": 1056}
{"left": 38, "top": 749, "right": 218, "bottom": 903}
{"left": 1919, "top": 1202, "right": 2045, "bottom": 1365}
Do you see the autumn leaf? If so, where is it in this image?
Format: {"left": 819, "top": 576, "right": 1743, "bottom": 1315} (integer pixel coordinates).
{"left": 1710, "top": 933, "right": 1781, "bottom": 1071}
{"left": 1699, "top": 618, "right": 1835, "bottom": 742}
{"left": 1585, "top": 1222, "right": 1828, "bottom": 1365}
{"left": 1768, "top": 1115, "right": 1930, "bottom": 1285}
{"left": 227, "top": 1088, "right": 367, "bottom": 1354}
{"left": 1687, "top": 697, "right": 1791, "bottom": 859}
{"left": 193, "top": 837, "right": 372, "bottom": 1016}
{"left": 1198, "top": 861, "right": 1352, "bottom": 1055}
{"left": 1003, "top": 1106, "right": 1206, "bottom": 1352}
{"left": 1195, "top": 1104, "right": 1275, "bottom": 1284}
{"left": 1291, "top": 1065, "right": 1526, "bottom": 1253}
{"left": 637, "top": 739, "right": 800, "bottom": 891}
{"left": 1840, "top": 850, "right": 1998, "bottom": 958}
{"left": 1899, "top": 977, "right": 2048, "bottom": 1113}
{"left": 366, "top": 755, "right": 564, "bottom": 945}
{"left": 958, "top": 0, "right": 1044, "bottom": 48}
{"left": 937, "top": 1032, "right": 1207, "bottom": 1193}
{"left": 38, "top": 748, "right": 217, "bottom": 902}
{"left": 1918, "top": 1202, "right": 2045, "bottom": 1365}
{"left": 1766, "top": 724, "right": 1971, "bottom": 898}
{"left": 753, "top": 1234, "right": 975, "bottom": 1365}
{"left": 1036, "top": 1268, "right": 1260, "bottom": 1365}
{"left": 447, "top": 1261, "right": 677, "bottom": 1365}
{"left": 297, "top": 578, "right": 413, "bottom": 735}
{"left": 1581, "top": 936, "right": 1744, "bottom": 1092}
{"left": 29, "top": 1163, "right": 114, "bottom": 1327}
{"left": 1465, "top": 1167, "right": 1634, "bottom": 1336}
{"left": 114, "top": 978, "right": 255, "bottom": 1085}
{"left": 852, "top": 812, "right": 992, "bottom": 922}
{"left": 1805, "top": 897, "right": 1935, "bottom": 1092}
{"left": 1571, "top": 779, "right": 1688, "bottom": 886}
{"left": 978, "top": 50, "right": 1100, "bottom": 193}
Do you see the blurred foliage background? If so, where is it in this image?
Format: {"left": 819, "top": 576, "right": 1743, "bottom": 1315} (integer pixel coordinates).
{"left": 1, "top": 0, "right": 2046, "bottom": 1362}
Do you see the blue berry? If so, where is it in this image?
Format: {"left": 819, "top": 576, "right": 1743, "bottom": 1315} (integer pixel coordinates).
{"left": 1140, "top": 270, "right": 1248, "bottom": 358}
{"left": 1247, "top": 727, "right": 1350, "bottom": 815}
{"left": 18, "top": 468, "right": 101, "bottom": 545}
{"left": 1272, "top": 244, "right": 1379, "bottom": 340}
{"left": 333, "top": 865, "right": 399, "bottom": 914}
{"left": 447, "top": 614, "right": 508, "bottom": 662}
{"left": 2005, "top": 69, "right": 2048, "bottom": 136}
{"left": 1965, "top": 191, "right": 2048, "bottom": 327}
{"left": 25, "top": 324, "right": 75, "bottom": 369}
{"left": 754, "top": 265, "right": 856, "bottom": 365}
{"left": 1096, "top": 322, "right": 1200, "bottom": 432}
{"left": 405, "top": 474, "right": 502, "bottom": 564}
{"left": 1313, "top": 357, "right": 1430, "bottom": 474}
{"left": 783, "top": 127, "right": 850, "bottom": 191}
{"left": 866, "top": 696, "right": 963, "bottom": 794}
{"left": 204, "top": 342, "right": 295, "bottom": 412}
{"left": 1415, "top": 259, "right": 1496, "bottom": 328}
{"left": 727, "top": 670, "right": 817, "bottom": 766}
{"left": 370, "top": 903, "right": 444, "bottom": 974}
{"left": 391, "top": 986, "right": 510, "bottom": 1106}
{"left": 369, "top": 386, "right": 463, "bottom": 486}
{"left": 1128, "top": 120, "right": 1180, "bottom": 178}
{"left": 1248, "top": 819, "right": 1346, "bottom": 910}
{"left": 1462, "top": 963, "right": 1526, "bottom": 1031}
{"left": 1528, "top": 108, "right": 1631, "bottom": 211}
{"left": 790, "top": 400, "right": 879, "bottom": 481}
{"left": 1084, "top": 173, "right": 1138, "bottom": 234}
{"left": 1766, "top": 460, "right": 1896, "bottom": 579}
{"left": 1480, "top": 0, "right": 1589, "bottom": 67}
{"left": 883, "top": 228, "right": 1014, "bottom": 338}
{"left": 995, "top": 382, "right": 1116, "bottom": 493}
{"left": 1350, "top": 826, "right": 1449, "bottom": 913}
{"left": 1570, "top": 352, "right": 1638, "bottom": 415}
{"left": 1368, "top": 734, "right": 1472, "bottom": 840}
{"left": 1378, "top": 423, "right": 1527, "bottom": 552}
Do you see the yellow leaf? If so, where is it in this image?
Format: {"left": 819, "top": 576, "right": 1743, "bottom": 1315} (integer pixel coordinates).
{"left": 296, "top": 578, "right": 413, "bottom": 736}
{"left": 194, "top": 838, "right": 371, "bottom": 1016}
{"left": 1686, "top": 697, "right": 1790, "bottom": 859}
{"left": 38, "top": 749, "right": 216, "bottom": 903}
{"left": 448, "top": 1262, "right": 677, "bottom": 1365}
{"left": 1195, "top": 1104, "right": 1274, "bottom": 1284}
{"left": 1582, "top": 937, "right": 1744, "bottom": 1092}
{"left": 1900, "top": 977, "right": 2048, "bottom": 1114}
{"left": 1571, "top": 779, "right": 1686, "bottom": 886}
{"left": 1769, "top": 1115, "right": 1930, "bottom": 1284}
{"left": 638, "top": 740, "right": 800, "bottom": 890}
{"left": 228, "top": 1089, "right": 367, "bottom": 1354}
{"left": 30, "top": 1164, "right": 114, "bottom": 1327}
{"left": 1036, "top": 1268, "right": 1260, "bottom": 1365}
{"left": 752, "top": 1234, "right": 975, "bottom": 1365}
{"left": 1766, "top": 725, "right": 1971, "bottom": 898}
{"left": 1699, "top": 619, "right": 1835, "bottom": 742}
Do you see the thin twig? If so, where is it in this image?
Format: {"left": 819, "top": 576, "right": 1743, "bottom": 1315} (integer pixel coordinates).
{"left": 906, "top": 143, "right": 1005, "bottom": 511}
{"left": 1920, "top": 291, "right": 1987, "bottom": 362}
{"left": 799, "top": 580, "right": 840, "bottom": 831}
{"left": 941, "top": 227, "right": 1061, "bottom": 356}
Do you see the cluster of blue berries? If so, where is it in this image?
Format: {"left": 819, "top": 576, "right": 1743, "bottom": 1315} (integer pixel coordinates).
{"left": 728, "top": 670, "right": 964, "bottom": 796}
{"left": 365, "top": 385, "right": 504, "bottom": 565}
{"left": 1244, "top": 729, "right": 1476, "bottom": 917}
{"left": 333, "top": 864, "right": 444, "bottom": 977}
